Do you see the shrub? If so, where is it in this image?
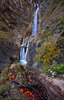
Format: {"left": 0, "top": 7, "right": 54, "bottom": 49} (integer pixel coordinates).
{"left": 42, "top": 64, "right": 64, "bottom": 77}
{"left": 56, "top": 17, "right": 61, "bottom": 22}
{"left": 0, "top": 83, "right": 11, "bottom": 95}
{"left": 59, "top": 25, "right": 64, "bottom": 29}
{"left": 59, "top": 25, "right": 64, "bottom": 33}
{"left": 34, "top": 36, "right": 62, "bottom": 66}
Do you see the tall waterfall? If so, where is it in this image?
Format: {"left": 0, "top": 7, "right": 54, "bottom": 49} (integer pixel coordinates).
{"left": 20, "top": 5, "right": 39, "bottom": 65}
{"left": 32, "top": 5, "right": 39, "bottom": 35}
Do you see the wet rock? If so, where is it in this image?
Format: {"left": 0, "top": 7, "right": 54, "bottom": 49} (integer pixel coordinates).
{"left": 27, "top": 35, "right": 41, "bottom": 68}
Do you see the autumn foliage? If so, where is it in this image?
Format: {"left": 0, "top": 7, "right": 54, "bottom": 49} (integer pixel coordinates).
{"left": 34, "top": 36, "right": 62, "bottom": 66}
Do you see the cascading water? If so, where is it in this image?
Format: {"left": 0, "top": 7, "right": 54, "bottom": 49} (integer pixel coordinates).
{"left": 20, "top": 38, "right": 30, "bottom": 65}
{"left": 20, "top": 5, "right": 39, "bottom": 65}
{"left": 32, "top": 4, "right": 39, "bottom": 35}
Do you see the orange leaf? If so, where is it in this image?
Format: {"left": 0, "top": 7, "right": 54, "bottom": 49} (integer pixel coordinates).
{"left": 24, "top": 92, "right": 27, "bottom": 95}
{"left": 27, "top": 93, "right": 30, "bottom": 98}
{"left": 8, "top": 73, "right": 12, "bottom": 77}
{"left": 43, "top": 92, "right": 46, "bottom": 95}
{"left": 20, "top": 89, "right": 24, "bottom": 93}
{"left": 12, "top": 75, "right": 15, "bottom": 80}
{"left": 29, "top": 79, "right": 32, "bottom": 82}
{"left": 15, "top": 70, "right": 17, "bottom": 72}
{"left": 30, "top": 97, "right": 32, "bottom": 99}
{"left": 26, "top": 91, "right": 30, "bottom": 94}
{"left": 13, "top": 67, "right": 16, "bottom": 69}
{"left": 9, "top": 77, "right": 11, "bottom": 79}
{"left": 9, "top": 78, "right": 11, "bottom": 81}
{"left": 29, "top": 92, "right": 32, "bottom": 96}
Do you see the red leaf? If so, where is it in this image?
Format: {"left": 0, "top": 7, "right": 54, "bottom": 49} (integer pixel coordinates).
{"left": 50, "top": 81, "right": 53, "bottom": 84}
{"left": 58, "top": 88, "right": 61, "bottom": 91}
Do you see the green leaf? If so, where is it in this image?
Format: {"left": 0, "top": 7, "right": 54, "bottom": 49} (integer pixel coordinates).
{"left": 4, "top": 97, "right": 7, "bottom": 100}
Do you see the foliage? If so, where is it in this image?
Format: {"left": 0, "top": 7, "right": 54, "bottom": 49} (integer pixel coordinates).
{"left": 0, "top": 83, "right": 11, "bottom": 95}
{"left": 4, "top": 96, "right": 7, "bottom": 100}
{"left": 56, "top": 17, "right": 61, "bottom": 22}
{"left": 34, "top": 36, "right": 62, "bottom": 66}
{"left": 52, "top": 64, "right": 64, "bottom": 73}
{"left": 1, "top": 70, "right": 8, "bottom": 83}
{"left": 58, "top": 25, "right": 64, "bottom": 33}
{"left": 59, "top": 25, "right": 64, "bottom": 30}
{"left": 42, "top": 27, "right": 52, "bottom": 40}
{"left": 38, "top": 27, "right": 52, "bottom": 43}
{"left": 43, "top": 64, "right": 64, "bottom": 77}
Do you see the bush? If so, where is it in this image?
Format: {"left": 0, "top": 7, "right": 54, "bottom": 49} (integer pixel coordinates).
{"left": 34, "top": 36, "right": 62, "bottom": 66}
{"left": 59, "top": 25, "right": 64, "bottom": 33}
{"left": 59, "top": 25, "right": 64, "bottom": 29}
{"left": 0, "top": 83, "right": 11, "bottom": 95}
{"left": 43, "top": 64, "right": 64, "bottom": 77}
{"left": 56, "top": 17, "right": 61, "bottom": 22}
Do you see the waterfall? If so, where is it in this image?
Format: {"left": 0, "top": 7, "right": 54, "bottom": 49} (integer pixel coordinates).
{"left": 32, "top": 5, "right": 39, "bottom": 35}
{"left": 20, "top": 38, "right": 30, "bottom": 65}
{"left": 20, "top": 5, "right": 39, "bottom": 65}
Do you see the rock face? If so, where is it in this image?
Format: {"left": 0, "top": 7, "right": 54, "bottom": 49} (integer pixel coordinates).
{"left": 0, "top": 39, "right": 19, "bottom": 71}
{"left": 39, "top": 0, "right": 64, "bottom": 32}
{"left": 0, "top": 0, "right": 37, "bottom": 71}
{"left": 27, "top": 35, "right": 41, "bottom": 67}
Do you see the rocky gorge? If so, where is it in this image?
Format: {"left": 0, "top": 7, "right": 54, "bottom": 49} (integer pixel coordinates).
{"left": 0, "top": 0, "right": 64, "bottom": 100}
{"left": 0, "top": 0, "right": 36, "bottom": 70}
